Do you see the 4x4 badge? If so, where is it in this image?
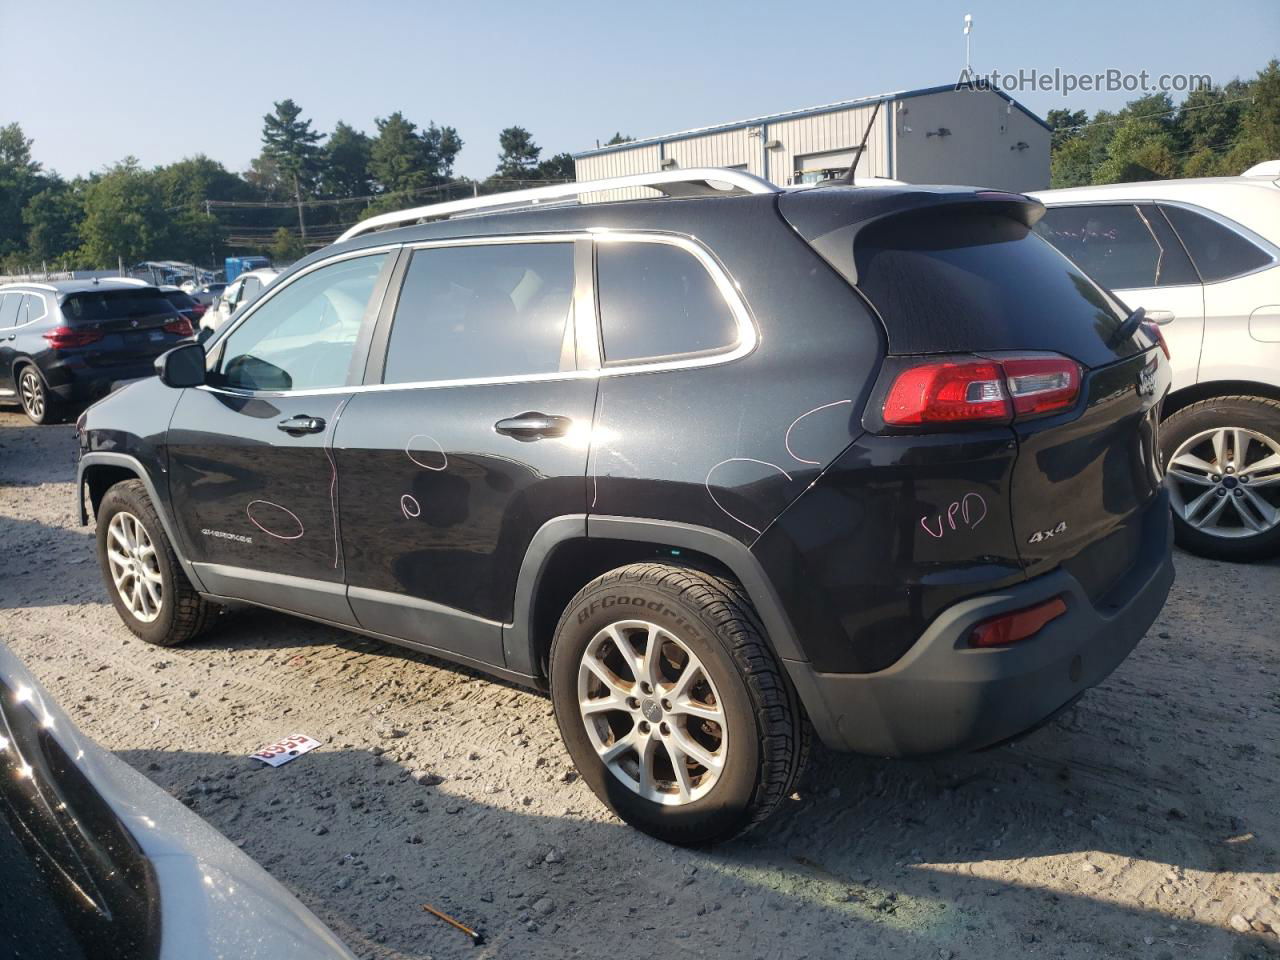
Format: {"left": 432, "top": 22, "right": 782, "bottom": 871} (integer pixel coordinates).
{"left": 1137, "top": 366, "right": 1157, "bottom": 397}
{"left": 1027, "top": 521, "right": 1067, "bottom": 544}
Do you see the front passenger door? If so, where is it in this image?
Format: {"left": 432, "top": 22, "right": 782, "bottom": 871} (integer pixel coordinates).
{"left": 166, "top": 250, "right": 396, "bottom": 623}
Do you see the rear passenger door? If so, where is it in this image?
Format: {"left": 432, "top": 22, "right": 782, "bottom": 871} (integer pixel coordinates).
{"left": 1036, "top": 202, "right": 1204, "bottom": 389}
{"left": 334, "top": 237, "right": 596, "bottom": 669}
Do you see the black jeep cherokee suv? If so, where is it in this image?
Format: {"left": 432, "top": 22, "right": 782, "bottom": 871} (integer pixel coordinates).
{"left": 76, "top": 170, "right": 1174, "bottom": 845}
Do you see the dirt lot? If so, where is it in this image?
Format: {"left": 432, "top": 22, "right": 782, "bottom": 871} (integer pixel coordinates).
{"left": 1, "top": 409, "right": 1277, "bottom": 959}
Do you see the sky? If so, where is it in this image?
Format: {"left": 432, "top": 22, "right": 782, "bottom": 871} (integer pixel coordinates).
{"left": 3, "top": 0, "right": 1276, "bottom": 182}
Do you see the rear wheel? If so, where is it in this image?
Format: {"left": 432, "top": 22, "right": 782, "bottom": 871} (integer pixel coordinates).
{"left": 1161, "top": 396, "right": 1280, "bottom": 562}
{"left": 549, "top": 562, "right": 809, "bottom": 845}
{"left": 18, "top": 365, "right": 60, "bottom": 425}
{"left": 96, "top": 479, "right": 218, "bottom": 645}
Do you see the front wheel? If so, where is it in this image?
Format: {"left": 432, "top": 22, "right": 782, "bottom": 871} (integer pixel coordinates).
{"left": 96, "top": 479, "right": 218, "bottom": 645}
{"left": 549, "top": 562, "right": 809, "bottom": 845}
{"left": 1161, "top": 396, "right": 1280, "bottom": 562}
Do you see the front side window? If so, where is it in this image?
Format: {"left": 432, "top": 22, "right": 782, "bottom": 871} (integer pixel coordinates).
{"left": 1035, "top": 204, "right": 1196, "bottom": 290}
{"left": 595, "top": 241, "right": 738, "bottom": 364}
{"left": 1160, "top": 204, "right": 1273, "bottom": 283}
{"left": 216, "top": 253, "right": 388, "bottom": 391}
{"left": 383, "top": 242, "right": 576, "bottom": 384}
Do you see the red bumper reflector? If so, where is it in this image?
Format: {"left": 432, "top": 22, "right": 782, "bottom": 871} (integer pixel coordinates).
{"left": 969, "top": 596, "right": 1068, "bottom": 648}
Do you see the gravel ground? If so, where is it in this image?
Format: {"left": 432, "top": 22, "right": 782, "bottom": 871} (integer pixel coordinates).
{"left": 1, "top": 409, "right": 1278, "bottom": 960}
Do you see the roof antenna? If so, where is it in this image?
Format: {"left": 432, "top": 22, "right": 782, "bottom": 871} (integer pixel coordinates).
{"left": 830, "top": 99, "right": 882, "bottom": 185}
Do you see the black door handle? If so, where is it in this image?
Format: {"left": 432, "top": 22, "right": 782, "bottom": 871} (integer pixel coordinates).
{"left": 494, "top": 412, "right": 573, "bottom": 441}
{"left": 277, "top": 415, "right": 326, "bottom": 435}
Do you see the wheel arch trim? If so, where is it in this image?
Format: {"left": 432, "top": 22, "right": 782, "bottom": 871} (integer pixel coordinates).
{"left": 502, "top": 514, "right": 808, "bottom": 679}
{"left": 76, "top": 451, "right": 207, "bottom": 592}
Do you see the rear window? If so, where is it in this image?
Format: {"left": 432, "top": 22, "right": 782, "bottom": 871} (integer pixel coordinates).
{"left": 854, "top": 210, "right": 1136, "bottom": 367}
{"left": 61, "top": 290, "right": 175, "bottom": 322}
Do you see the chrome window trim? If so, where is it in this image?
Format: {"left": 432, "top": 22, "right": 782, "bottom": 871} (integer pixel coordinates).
{"left": 198, "top": 231, "right": 757, "bottom": 399}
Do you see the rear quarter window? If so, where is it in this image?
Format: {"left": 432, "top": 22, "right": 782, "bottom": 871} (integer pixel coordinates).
{"left": 595, "top": 240, "right": 739, "bottom": 364}
{"left": 1160, "top": 204, "right": 1274, "bottom": 282}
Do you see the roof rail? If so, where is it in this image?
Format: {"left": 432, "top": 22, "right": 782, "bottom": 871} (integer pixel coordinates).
{"left": 337, "top": 167, "right": 779, "bottom": 243}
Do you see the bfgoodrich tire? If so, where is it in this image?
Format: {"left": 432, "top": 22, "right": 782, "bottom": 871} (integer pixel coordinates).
{"left": 96, "top": 479, "right": 218, "bottom": 645}
{"left": 549, "top": 562, "right": 809, "bottom": 845}
{"left": 1161, "top": 395, "right": 1280, "bottom": 562}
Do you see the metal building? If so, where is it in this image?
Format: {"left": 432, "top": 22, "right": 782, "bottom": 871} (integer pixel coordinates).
{"left": 574, "top": 84, "right": 1051, "bottom": 194}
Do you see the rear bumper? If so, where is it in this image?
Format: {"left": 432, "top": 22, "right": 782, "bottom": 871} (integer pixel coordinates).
{"left": 786, "top": 489, "right": 1174, "bottom": 756}
{"left": 46, "top": 362, "right": 157, "bottom": 402}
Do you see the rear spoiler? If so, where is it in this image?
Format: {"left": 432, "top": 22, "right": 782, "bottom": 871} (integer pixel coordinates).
{"left": 779, "top": 185, "right": 1045, "bottom": 286}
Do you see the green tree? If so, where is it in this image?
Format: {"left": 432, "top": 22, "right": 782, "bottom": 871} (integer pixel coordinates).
{"left": 261, "top": 99, "right": 324, "bottom": 239}
{"left": 1236, "top": 59, "right": 1280, "bottom": 163}
{"left": 0, "top": 122, "right": 42, "bottom": 258}
{"left": 268, "top": 226, "right": 305, "bottom": 263}
{"left": 368, "top": 112, "right": 428, "bottom": 200}
{"left": 421, "top": 121, "right": 462, "bottom": 182}
{"left": 495, "top": 126, "right": 541, "bottom": 180}
{"left": 1045, "top": 109, "right": 1087, "bottom": 151}
{"left": 536, "top": 152, "right": 575, "bottom": 182}
{"left": 320, "top": 121, "right": 373, "bottom": 198}
{"left": 79, "top": 158, "right": 169, "bottom": 267}
{"left": 1176, "top": 83, "right": 1247, "bottom": 156}
{"left": 22, "top": 177, "right": 82, "bottom": 263}
{"left": 605, "top": 132, "right": 634, "bottom": 145}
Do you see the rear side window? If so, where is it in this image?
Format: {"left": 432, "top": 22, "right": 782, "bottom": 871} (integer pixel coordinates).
{"left": 1035, "top": 204, "right": 1198, "bottom": 289}
{"left": 1160, "top": 204, "right": 1273, "bottom": 282}
{"left": 62, "top": 290, "right": 174, "bottom": 322}
{"left": 0, "top": 294, "right": 19, "bottom": 327}
{"left": 855, "top": 210, "right": 1137, "bottom": 367}
{"left": 163, "top": 290, "right": 197, "bottom": 310}
{"left": 384, "top": 243, "right": 575, "bottom": 384}
{"left": 596, "top": 241, "right": 738, "bottom": 364}
{"left": 25, "top": 293, "right": 47, "bottom": 323}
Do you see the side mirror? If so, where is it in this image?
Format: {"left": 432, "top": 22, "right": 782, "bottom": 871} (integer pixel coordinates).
{"left": 155, "top": 342, "right": 206, "bottom": 388}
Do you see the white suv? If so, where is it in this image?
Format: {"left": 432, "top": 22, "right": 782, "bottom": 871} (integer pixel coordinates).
{"left": 200, "top": 267, "right": 279, "bottom": 333}
{"left": 1033, "top": 169, "right": 1280, "bottom": 562}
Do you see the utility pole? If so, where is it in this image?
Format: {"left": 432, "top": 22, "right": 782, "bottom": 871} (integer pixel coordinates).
{"left": 963, "top": 14, "right": 974, "bottom": 80}
{"left": 294, "top": 172, "right": 307, "bottom": 243}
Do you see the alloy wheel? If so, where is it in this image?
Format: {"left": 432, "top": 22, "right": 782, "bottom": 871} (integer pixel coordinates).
{"left": 1166, "top": 426, "right": 1280, "bottom": 539}
{"left": 19, "top": 370, "right": 44, "bottom": 421}
{"left": 106, "top": 511, "right": 164, "bottom": 622}
{"left": 577, "top": 620, "right": 728, "bottom": 806}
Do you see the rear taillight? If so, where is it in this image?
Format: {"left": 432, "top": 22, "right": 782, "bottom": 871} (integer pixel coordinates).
{"left": 164, "top": 317, "right": 195, "bottom": 337}
{"left": 189, "top": 302, "right": 208, "bottom": 320}
{"left": 883, "top": 361, "right": 1008, "bottom": 425}
{"left": 1141, "top": 320, "right": 1170, "bottom": 360}
{"left": 969, "top": 596, "right": 1067, "bottom": 648}
{"left": 42, "top": 326, "right": 103, "bottom": 350}
{"left": 882, "top": 354, "right": 1082, "bottom": 427}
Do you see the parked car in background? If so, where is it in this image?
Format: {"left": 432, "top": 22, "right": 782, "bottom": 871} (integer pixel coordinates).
{"left": 0, "top": 641, "right": 355, "bottom": 959}
{"left": 1033, "top": 169, "right": 1280, "bottom": 561}
{"left": 78, "top": 169, "right": 1173, "bottom": 845}
{"left": 188, "top": 281, "right": 226, "bottom": 305}
{"left": 161, "top": 285, "right": 208, "bottom": 328}
{"left": 0, "top": 279, "right": 196, "bottom": 424}
{"left": 200, "top": 268, "right": 279, "bottom": 333}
